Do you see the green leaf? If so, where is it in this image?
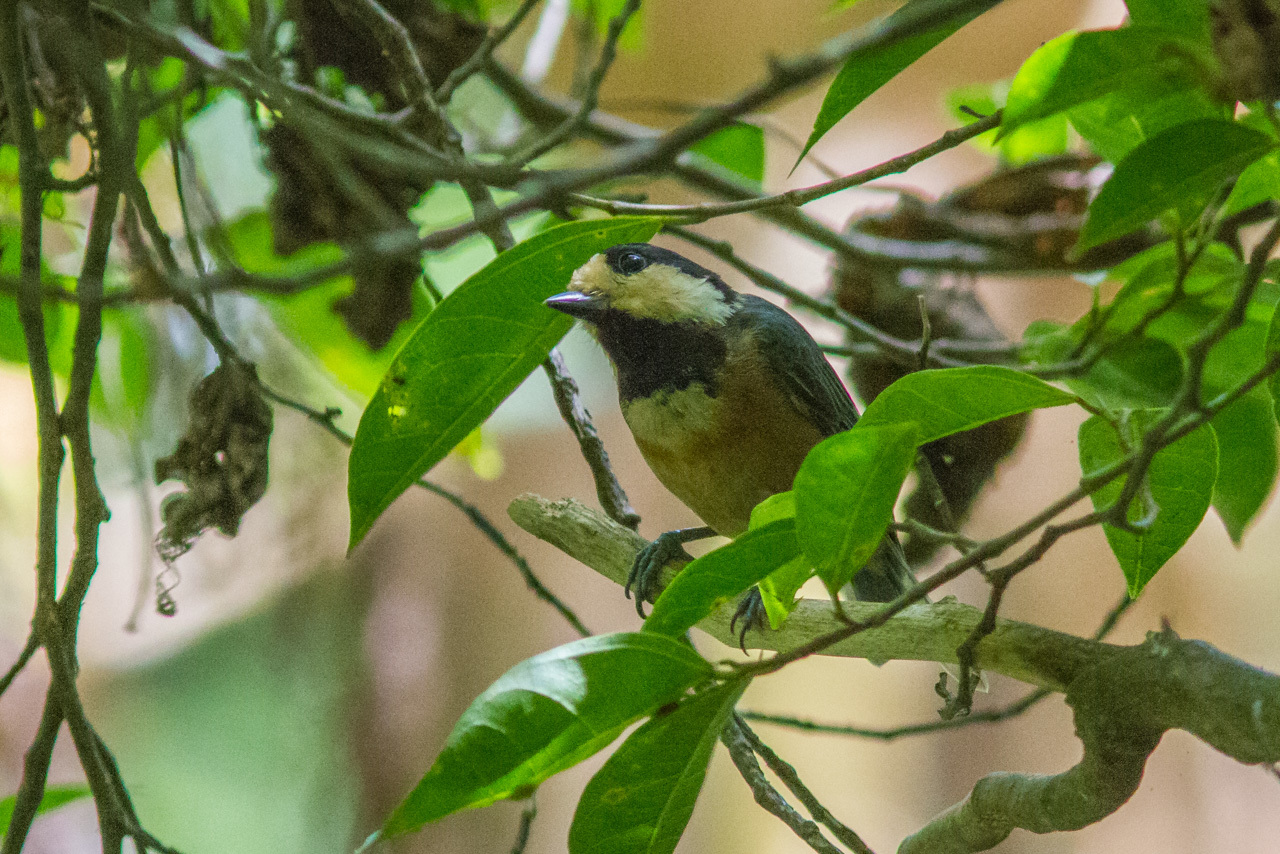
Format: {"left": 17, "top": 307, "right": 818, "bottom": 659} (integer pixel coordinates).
{"left": 1268, "top": 298, "right": 1280, "bottom": 425}
{"left": 689, "top": 123, "right": 764, "bottom": 190}
{"left": 0, "top": 784, "right": 92, "bottom": 836}
{"left": 1069, "top": 85, "right": 1226, "bottom": 163}
{"left": 347, "top": 216, "right": 663, "bottom": 549}
{"left": 382, "top": 632, "right": 711, "bottom": 837}
{"left": 568, "top": 679, "right": 748, "bottom": 854}
{"left": 796, "top": 0, "right": 997, "bottom": 166}
{"left": 946, "top": 82, "right": 1069, "bottom": 164}
{"left": 1124, "top": 0, "right": 1212, "bottom": 44}
{"left": 1026, "top": 323, "right": 1185, "bottom": 412}
{"left": 1079, "top": 412, "right": 1218, "bottom": 596}
{"left": 1224, "top": 149, "right": 1280, "bottom": 216}
{"left": 643, "top": 520, "right": 800, "bottom": 638}
{"left": 1000, "top": 27, "right": 1207, "bottom": 138}
{"left": 757, "top": 555, "right": 813, "bottom": 629}
{"left": 858, "top": 365, "right": 1075, "bottom": 443}
{"left": 1209, "top": 388, "right": 1277, "bottom": 543}
{"left": 1077, "top": 119, "right": 1276, "bottom": 251}
{"left": 794, "top": 424, "right": 918, "bottom": 595}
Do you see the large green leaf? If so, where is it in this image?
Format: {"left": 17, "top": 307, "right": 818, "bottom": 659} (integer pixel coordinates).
{"left": 347, "top": 217, "right": 663, "bottom": 548}
{"left": 1000, "top": 27, "right": 1207, "bottom": 138}
{"left": 381, "top": 632, "right": 711, "bottom": 837}
{"left": 1079, "top": 412, "right": 1218, "bottom": 596}
{"left": 857, "top": 365, "right": 1075, "bottom": 442}
{"left": 0, "top": 784, "right": 92, "bottom": 836}
{"left": 643, "top": 520, "right": 799, "bottom": 638}
{"left": 1124, "top": 0, "right": 1212, "bottom": 44}
{"left": 1069, "top": 85, "right": 1226, "bottom": 164}
{"left": 568, "top": 679, "right": 748, "bottom": 854}
{"left": 796, "top": 0, "right": 997, "bottom": 166}
{"left": 1209, "top": 388, "right": 1277, "bottom": 543}
{"left": 1077, "top": 119, "right": 1275, "bottom": 251}
{"left": 1268, "top": 297, "right": 1280, "bottom": 425}
{"left": 794, "top": 424, "right": 918, "bottom": 595}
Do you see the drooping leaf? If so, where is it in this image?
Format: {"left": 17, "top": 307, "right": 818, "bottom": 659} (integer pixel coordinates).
{"left": 347, "top": 217, "right": 663, "bottom": 549}
{"left": 796, "top": 0, "right": 998, "bottom": 166}
{"left": 857, "top": 365, "right": 1075, "bottom": 443}
{"left": 1268, "top": 297, "right": 1280, "bottom": 425}
{"left": 0, "top": 784, "right": 92, "bottom": 836}
{"left": 568, "top": 679, "right": 748, "bottom": 854}
{"left": 643, "top": 520, "right": 800, "bottom": 638}
{"left": 1078, "top": 412, "right": 1218, "bottom": 596}
{"left": 1000, "top": 27, "right": 1208, "bottom": 138}
{"left": 689, "top": 123, "right": 765, "bottom": 190}
{"left": 794, "top": 424, "right": 918, "bottom": 595}
{"left": 381, "top": 632, "right": 711, "bottom": 837}
{"left": 1209, "top": 388, "right": 1277, "bottom": 543}
{"left": 1077, "top": 119, "right": 1275, "bottom": 251}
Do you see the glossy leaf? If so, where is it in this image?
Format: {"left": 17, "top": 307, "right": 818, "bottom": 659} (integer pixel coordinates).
{"left": 795, "top": 424, "right": 918, "bottom": 595}
{"left": 1209, "top": 389, "right": 1277, "bottom": 543}
{"left": 1077, "top": 119, "right": 1275, "bottom": 251}
{"left": 857, "top": 365, "right": 1075, "bottom": 443}
{"left": 1268, "top": 298, "right": 1280, "bottom": 425}
{"left": 347, "top": 217, "right": 663, "bottom": 548}
{"left": 382, "top": 632, "right": 711, "bottom": 836}
{"left": 1069, "top": 85, "right": 1225, "bottom": 164}
{"left": 643, "top": 520, "right": 799, "bottom": 638}
{"left": 1000, "top": 27, "right": 1206, "bottom": 138}
{"left": 797, "top": 0, "right": 996, "bottom": 165}
{"left": 689, "top": 123, "right": 764, "bottom": 190}
{"left": 0, "top": 784, "right": 92, "bottom": 836}
{"left": 1079, "top": 413, "right": 1218, "bottom": 596}
{"left": 568, "top": 679, "right": 748, "bottom": 854}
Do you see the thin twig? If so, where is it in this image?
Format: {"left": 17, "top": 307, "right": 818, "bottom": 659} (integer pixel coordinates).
{"left": 437, "top": 0, "right": 544, "bottom": 102}
{"left": 543, "top": 350, "right": 640, "bottom": 529}
{"left": 720, "top": 716, "right": 847, "bottom": 854}
{"left": 735, "top": 715, "right": 874, "bottom": 854}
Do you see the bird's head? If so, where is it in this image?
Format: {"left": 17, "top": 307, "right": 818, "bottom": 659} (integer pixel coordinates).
{"left": 546, "top": 243, "right": 739, "bottom": 329}
{"left": 546, "top": 244, "right": 741, "bottom": 400}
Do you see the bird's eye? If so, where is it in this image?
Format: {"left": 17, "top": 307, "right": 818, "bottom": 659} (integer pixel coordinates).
{"left": 617, "top": 252, "right": 648, "bottom": 275}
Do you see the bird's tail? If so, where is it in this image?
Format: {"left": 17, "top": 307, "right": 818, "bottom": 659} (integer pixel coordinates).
{"left": 851, "top": 530, "right": 917, "bottom": 603}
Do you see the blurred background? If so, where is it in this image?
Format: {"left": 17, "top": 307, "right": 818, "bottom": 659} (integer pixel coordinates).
{"left": 2, "top": 0, "right": 1279, "bottom": 852}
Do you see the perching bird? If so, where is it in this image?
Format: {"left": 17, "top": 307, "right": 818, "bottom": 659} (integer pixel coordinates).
{"left": 546, "top": 243, "right": 914, "bottom": 638}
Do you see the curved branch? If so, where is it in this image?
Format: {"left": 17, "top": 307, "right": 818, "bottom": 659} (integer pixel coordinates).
{"left": 509, "top": 495, "right": 1280, "bottom": 853}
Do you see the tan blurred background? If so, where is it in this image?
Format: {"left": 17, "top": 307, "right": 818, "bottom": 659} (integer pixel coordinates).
{"left": 3, "top": 0, "right": 1280, "bottom": 852}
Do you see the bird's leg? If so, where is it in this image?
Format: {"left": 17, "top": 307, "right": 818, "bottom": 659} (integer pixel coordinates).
{"left": 729, "top": 589, "right": 768, "bottom": 652}
{"left": 626, "top": 526, "right": 717, "bottom": 617}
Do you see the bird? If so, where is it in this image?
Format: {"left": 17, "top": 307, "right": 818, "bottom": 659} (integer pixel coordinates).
{"left": 546, "top": 242, "right": 914, "bottom": 641}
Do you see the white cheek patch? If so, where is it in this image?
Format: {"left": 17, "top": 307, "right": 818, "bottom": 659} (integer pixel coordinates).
{"left": 570, "top": 254, "right": 734, "bottom": 325}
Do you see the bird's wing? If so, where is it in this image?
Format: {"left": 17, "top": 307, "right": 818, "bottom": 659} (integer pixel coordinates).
{"left": 734, "top": 295, "right": 859, "bottom": 437}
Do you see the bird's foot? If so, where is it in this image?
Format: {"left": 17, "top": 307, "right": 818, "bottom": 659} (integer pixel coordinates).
{"left": 729, "top": 587, "right": 768, "bottom": 652}
{"left": 626, "top": 532, "right": 696, "bottom": 618}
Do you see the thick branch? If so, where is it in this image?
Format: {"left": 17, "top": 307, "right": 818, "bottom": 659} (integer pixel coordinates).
{"left": 507, "top": 494, "right": 1108, "bottom": 691}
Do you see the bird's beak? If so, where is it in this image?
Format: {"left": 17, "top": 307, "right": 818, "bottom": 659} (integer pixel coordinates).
{"left": 545, "top": 291, "right": 607, "bottom": 320}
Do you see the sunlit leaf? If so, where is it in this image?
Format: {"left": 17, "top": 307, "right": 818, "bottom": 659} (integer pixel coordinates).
{"left": 643, "top": 520, "right": 799, "bottom": 638}
{"left": 857, "top": 365, "right": 1075, "bottom": 442}
{"left": 795, "top": 424, "right": 918, "bottom": 595}
{"left": 347, "top": 216, "right": 663, "bottom": 549}
{"left": 568, "top": 679, "right": 747, "bottom": 854}
{"left": 1000, "top": 27, "right": 1208, "bottom": 138}
{"left": 689, "top": 123, "right": 765, "bottom": 190}
{"left": 797, "top": 0, "right": 997, "bottom": 166}
{"left": 1078, "top": 119, "right": 1275, "bottom": 251}
{"left": 382, "top": 633, "right": 711, "bottom": 836}
{"left": 0, "top": 784, "right": 92, "bottom": 836}
{"left": 1079, "top": 412, "right": 1218, "bottom": 596}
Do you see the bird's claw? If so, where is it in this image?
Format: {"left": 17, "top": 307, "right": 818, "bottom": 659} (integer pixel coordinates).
{"left": 729, "top": 588, "right": 768, "bottom": 652}
{"left": 626, "top": 532, "right": 694, "bottom": 618}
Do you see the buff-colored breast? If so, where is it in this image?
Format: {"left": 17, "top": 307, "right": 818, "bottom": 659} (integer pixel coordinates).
{"left": 621, "top": 334, "right": 824, "bottom": 537}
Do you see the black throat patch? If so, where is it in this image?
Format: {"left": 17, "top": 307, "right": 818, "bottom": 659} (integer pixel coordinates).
{"left": 592, "top": 313, "right": 727, "bottom": 402}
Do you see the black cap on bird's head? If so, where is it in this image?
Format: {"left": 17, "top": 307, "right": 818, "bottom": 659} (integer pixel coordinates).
{"left": 546, "top": 243, "right": 739, "bottom": 327}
